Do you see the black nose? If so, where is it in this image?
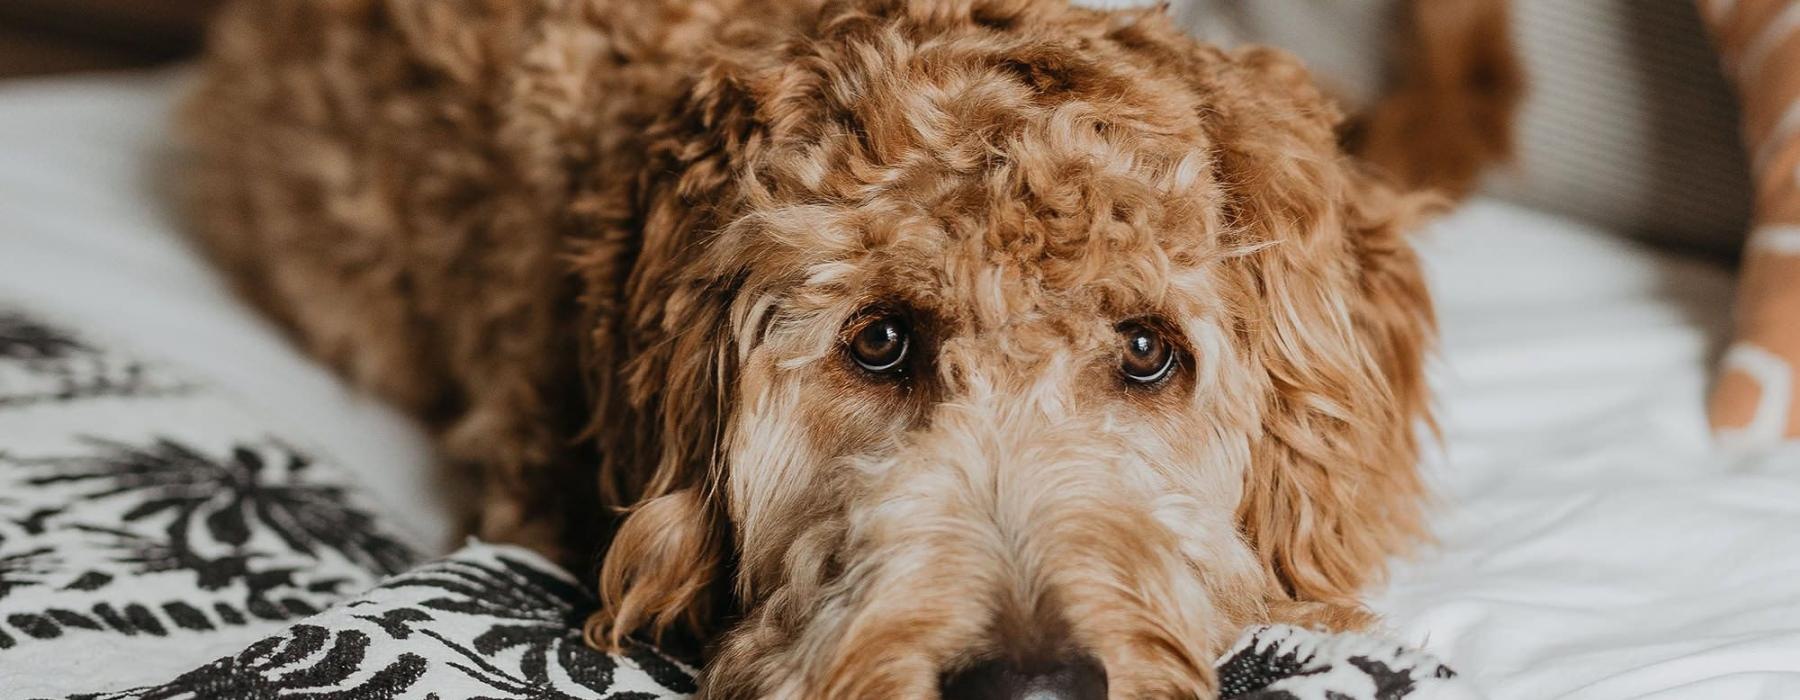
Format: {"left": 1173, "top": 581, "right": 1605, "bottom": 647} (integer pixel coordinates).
{"left": 940, "top": 654, "right": 1107, "bottom": 700}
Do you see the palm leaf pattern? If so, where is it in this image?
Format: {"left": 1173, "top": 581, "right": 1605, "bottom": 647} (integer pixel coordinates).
{"left": 0, "top": 313, "right": 188, "bottom": 407}
{"left": 49, "top": 547, "right": 700, "bottom": 699}
{"left": 368, "top": 551, "right": 696, "bottom": 698}
{"left": 68, "top": 625, "right": 429, "bottom": 700}
{"left": 0, "top": 313, "right": 88, "bottom": 361}
{"left": 380, "top": 556, "right": 648, "bottom": 695}
{"left": 0, "top": 544, "right": 55, "bottom": 601}
{"left": 18, "top": 437, "right": 417, "bottom": 579}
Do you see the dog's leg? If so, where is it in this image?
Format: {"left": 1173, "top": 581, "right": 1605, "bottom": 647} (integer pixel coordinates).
{"left": 1266, "top": 599, "right": 1379, "bottom": 632}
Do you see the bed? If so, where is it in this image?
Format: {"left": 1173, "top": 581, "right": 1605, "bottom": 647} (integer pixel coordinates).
{"left": 0, "top": 69, "right": 1793, "bottom": 699}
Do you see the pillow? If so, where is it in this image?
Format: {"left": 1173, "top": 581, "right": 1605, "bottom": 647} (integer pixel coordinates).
{"left": 1701, "top": 0, "right": 1800, "bottom": 446}
{"left": 0, "top": 303, "right": 1474, "bottom": 698}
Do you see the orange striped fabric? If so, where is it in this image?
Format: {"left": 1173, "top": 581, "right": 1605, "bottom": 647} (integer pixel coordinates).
{"left": 1702, "top": 0, "right": 1800, "bottom": 445}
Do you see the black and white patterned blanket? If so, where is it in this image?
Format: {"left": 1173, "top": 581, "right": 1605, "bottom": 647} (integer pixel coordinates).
{"left": 0, "top": 307, "right": 1478, "bottom": 699}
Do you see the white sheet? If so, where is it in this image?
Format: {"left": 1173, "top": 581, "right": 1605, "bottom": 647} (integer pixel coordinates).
{"left": 0, "top": 71, "right": 453, "bottom": 549}
{"left": 2, "top": 71, "right": 1797, "bottom": 699}
{"left": 1373, "top": 204, "right": 1800, "bottom": 699}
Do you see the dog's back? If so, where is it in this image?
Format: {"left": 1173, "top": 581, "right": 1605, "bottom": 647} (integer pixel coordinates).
{"left": 183, "top": 0, "right": 761, "bottom": 557}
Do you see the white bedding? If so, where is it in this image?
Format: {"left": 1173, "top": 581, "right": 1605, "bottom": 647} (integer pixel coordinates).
{"left": 0, "top": 71, "right": 453, "bottom": 548}
{"left": 2, "top": 70, "right": 1795, "bottom": 699}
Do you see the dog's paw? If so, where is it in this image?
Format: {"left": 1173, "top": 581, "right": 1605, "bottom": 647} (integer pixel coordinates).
{"left": 1265, "top": 599, "right": 1378, "bottom": 632}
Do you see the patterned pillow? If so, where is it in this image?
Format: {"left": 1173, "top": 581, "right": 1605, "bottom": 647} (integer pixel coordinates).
{"left": 1701, "top": 0, "right": 1800, "bottom": 446}
{"left": 0, "top": 306, "right": 693, "bottom": 698}
{"left": 0, "top": 304, "right": 1478, "bottom": 698}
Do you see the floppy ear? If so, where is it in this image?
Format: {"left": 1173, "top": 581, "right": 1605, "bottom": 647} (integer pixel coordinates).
{"left": 574, "top": 52, "right": 772, "bottom": 650}
{"left": 1201, "top": 46, "right": 1439, "bottom": 607}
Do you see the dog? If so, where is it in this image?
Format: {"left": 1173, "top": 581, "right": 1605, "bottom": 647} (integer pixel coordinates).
{"left": 183, "top": 0, "right": 1436, "bottom": 696}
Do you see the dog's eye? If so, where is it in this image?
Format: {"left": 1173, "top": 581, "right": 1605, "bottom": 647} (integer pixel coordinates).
{"left": 1118, "top": 322, "right": 1175, "bottom": 385}
{"left": 848, "top": 314, "right": 910, "bottom": 375}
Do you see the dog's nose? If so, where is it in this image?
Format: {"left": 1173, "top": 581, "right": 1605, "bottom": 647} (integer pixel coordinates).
{"left": 940, "top": 654, "right": 1107, "bottom": 700}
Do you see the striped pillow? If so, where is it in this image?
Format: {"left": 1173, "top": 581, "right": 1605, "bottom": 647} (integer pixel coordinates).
{"left": 1702, "top": 0, "right": 1800, "bottom": 445}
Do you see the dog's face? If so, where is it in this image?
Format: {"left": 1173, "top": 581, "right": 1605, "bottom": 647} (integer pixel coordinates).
{"left": 581, "top": 1, "right": 1434, "bottom": 698}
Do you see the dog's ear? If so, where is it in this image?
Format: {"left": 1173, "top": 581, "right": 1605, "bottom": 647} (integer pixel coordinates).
{"left": 1198, "top": 46, "right": 1439, "bottom": 607}
{"left": 575, "top": 48, "right": 777, "bottom": 650}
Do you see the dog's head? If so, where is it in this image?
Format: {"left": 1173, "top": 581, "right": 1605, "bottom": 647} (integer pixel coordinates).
{"left": 578, "top": 1, "right": 1435, "bottom": 696}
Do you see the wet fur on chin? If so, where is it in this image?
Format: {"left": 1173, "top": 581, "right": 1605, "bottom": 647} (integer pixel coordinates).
{"left": 184, "top": 0, "right": 1439, "bottom": 696}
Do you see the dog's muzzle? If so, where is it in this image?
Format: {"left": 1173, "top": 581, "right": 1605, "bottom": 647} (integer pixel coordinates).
{"left": 939, "top": 653, "right": 1106, "bottom": 700}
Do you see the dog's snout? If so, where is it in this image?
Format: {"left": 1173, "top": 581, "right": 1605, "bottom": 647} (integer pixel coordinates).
{"left": 940, "top": 654, "right": 1107, "bottom": 700}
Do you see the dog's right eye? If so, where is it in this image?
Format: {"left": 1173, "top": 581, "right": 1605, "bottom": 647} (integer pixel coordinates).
{"left": 1118, "top": 321, "right": 1176, "bottom": 386}
{"left": 848, "top": 314, "right": 911, "bottom": 375}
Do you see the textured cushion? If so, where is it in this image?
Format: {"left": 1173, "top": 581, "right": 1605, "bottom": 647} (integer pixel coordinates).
{"left": 1701, "top": 0, "right": 1800, "bottom": 446}
{"left": 0, "top": 304, "right": 1473, "bottom": 698}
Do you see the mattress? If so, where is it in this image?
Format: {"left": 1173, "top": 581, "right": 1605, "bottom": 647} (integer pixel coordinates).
{"left": 0, "top": 70, "right": 1793, "bottom": 699}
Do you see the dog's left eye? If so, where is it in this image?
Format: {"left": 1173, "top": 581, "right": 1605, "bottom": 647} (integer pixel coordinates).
{"left": 848, "top": 314, "right": 911, "bottom": 375}
{"left": 1118, "top": 322, "right": 1175, "bottom": 385}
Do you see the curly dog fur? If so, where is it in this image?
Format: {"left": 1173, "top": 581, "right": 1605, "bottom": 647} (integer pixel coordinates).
{"left": 183, "top": 0, "right": 1437, "bottom": 696}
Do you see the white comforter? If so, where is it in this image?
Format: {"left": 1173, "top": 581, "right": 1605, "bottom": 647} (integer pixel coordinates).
{"left": 2, "top": 70, "right": 1794, "bottom": 699}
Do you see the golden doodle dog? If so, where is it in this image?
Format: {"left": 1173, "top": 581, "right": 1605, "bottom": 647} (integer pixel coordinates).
{"left": 184, "top": 0, "right": 1437, "bottom": 696}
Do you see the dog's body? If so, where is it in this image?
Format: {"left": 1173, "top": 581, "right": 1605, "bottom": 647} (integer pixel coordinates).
{"left": 185, "top": 1, "right": 1436, "bottom": 696}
